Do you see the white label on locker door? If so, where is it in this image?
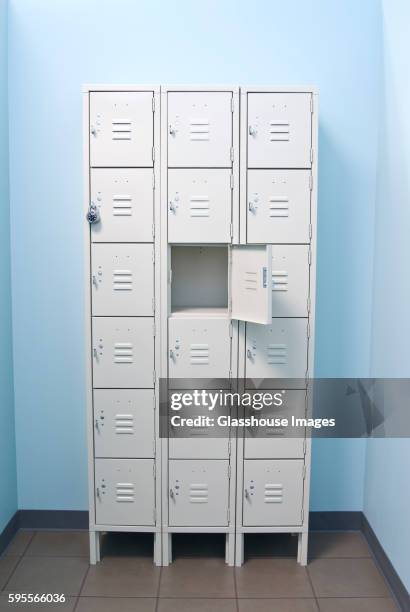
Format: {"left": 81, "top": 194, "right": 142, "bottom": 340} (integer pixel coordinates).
{"left": 243, "top": 459, "right": 304, "bottom": 526}
{"left": 92, "top": 317, "right": 154, "bottom": 388}
{"left": 91, "top": 244, "right": 154, "bottom": 316}
{"left": 90, "top": 92, "right": 154, "bottom": 167}
{"left": 168, "top": 169, "right": 232, "bottom": 243}
{"left": 231, "top": 245, "right": 272, "bottom": 325}
{"left": 271, "top": 245, "right": 309, "bottom": 317}
{"left": 168, "top": 92, "right": 232, "bottom": 167}
{"left": 95, "top": 459, "right": 155, "bottom": 526}
{"left": 247, "top": 93, "right": 312, "bottom": 168}
{"left": 245, "top": 319, "right": 308, "bottom": 381}
{"left": 168, "top": 460, "right": 229, "bottom": 527}
{"left": 90, "top": 169, "right": 153, "bottom": 243}
{"left": 247, "top": 170, "right": 311, "bottom": 244}
{"left": 94, "top": 390, "right": 155, "bottom": 458}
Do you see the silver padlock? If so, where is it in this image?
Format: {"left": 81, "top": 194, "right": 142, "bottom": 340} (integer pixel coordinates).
{"left": 86, "top": 203, "right": 100, "bottom": 224}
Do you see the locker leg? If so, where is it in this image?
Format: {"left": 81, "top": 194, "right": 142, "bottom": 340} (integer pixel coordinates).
{"left": 235, "top": 532, "right": 244, "bottom": 567}
{"left": 89, "top": 530, "right": 100, "bottom": 565}
{"left": 153, "top": 532, "right": 162, "bottom": 567}
{"left": 225, "top": 533, "right": 235, "bottom": 567}
{"left": 297, "top": 532, "right": 308, "bottom": 566}
{"left": 162, "top": 533, "right": 172, "bottom": 566}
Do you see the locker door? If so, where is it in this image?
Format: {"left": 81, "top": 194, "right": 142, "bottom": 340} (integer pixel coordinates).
{"left": 169, "top": 460, "right": 229, "bottom": 527}
{"left": 245, "top": 319, "right": 308, "bottom": 381}
{"left": 247, "top": 170, "right": 311, "bottom": 244}
{"left": 168, "top": 318, "right": 231, "bottom": 384}
{"left": 94, "top": 389, "right": 155, "bottom": 459}
{"left": 91, "top": 244, "right": 154, "bottom": 316}
{"left": 90, "top": 92, "right": 153, "bottom": 167}
{"left": 243, "top": 459, "right": 304, "bottom": 526}
{"left": 95, "top": 459, "right": 155, "bottom": 526}
{"left": 168, "top": 92, "right": 232, "bottom": 168}
{"left": 244, "top": 389, "right": 306, "bottom": 459}
{"left": 90, "top": 169, "right": 153, "bottom": 243}
{"left": 168, "top": 169, "right": 232, "bottom": 243}
{"left": 247, "top": 93, "right": 312, "bottom": 168}
{"left": 92, "top": 317, "right": 154, "bottom": 388}
{"left": 271, "top": 245, "right": 310, "bottom": 317}
{"left": 231, "top": 245, "right": 272, "bottom": 325}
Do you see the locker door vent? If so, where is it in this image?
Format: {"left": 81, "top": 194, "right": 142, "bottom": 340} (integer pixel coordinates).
{"left": 189, "top": 196, "right": 210, "bottom": 218}
{"left": 272, "top": 270, "right": 288, "bottom": 292}
{"left": 189, "top": 483, "right": 208, "bottom": 504}
{"left": 114, "top": 414, "right": 134, "bottom": 435}
{"left": 111, "top": 119, "right": 132, "bottom": 141}
{"left": 113, "top": 270, "right": 133, "bottom": 291}
{"left": 267, "top": 343, "right": 287, "bottom": 365}
{"left": 116, "top": 482, "right": 135, "bottom": 503}
{"left": 269, "top": 197, "right": 289, "bottom": 217}
{"left": 189, "top": 119, "right": 210, "bottom": 141}
{"left": 114, "top": 342, "right": 133, "bottom": 363}
{"left": 112, "top": 195, "right": 132, "bottom": 217}
{"left": 269, "top": 120, "right": 290, "bottom": 141}
{"left": 189, "top": 344, "right": 209, "bottom": 365}
{"left": 264, "top": 483, "right": 283, "bottom": 503}
{"left": 244, "top": 270, "right": 257, "bottom": 292}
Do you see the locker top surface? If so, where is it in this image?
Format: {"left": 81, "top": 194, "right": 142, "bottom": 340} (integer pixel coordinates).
{"left": 83, "top": 85, "right": 317, "bottom": 94}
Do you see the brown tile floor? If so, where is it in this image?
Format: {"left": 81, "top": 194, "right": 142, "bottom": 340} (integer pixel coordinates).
{"left": 0, "top": 530, "right": 399, "bottom": 611}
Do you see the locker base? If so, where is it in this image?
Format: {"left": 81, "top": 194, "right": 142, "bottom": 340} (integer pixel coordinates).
{"left": 88, "top": 529, "right": 162, "bottom": 566}
{"left": 161, "top": 532, "right": 235, "bottom": 567}
{"left": 234, "top": 531, "right": 309, "bottom": 566}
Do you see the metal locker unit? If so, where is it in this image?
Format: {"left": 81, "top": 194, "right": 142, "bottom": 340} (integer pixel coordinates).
{"left": 84, "top": 85, "right": 161, "bottom": 566}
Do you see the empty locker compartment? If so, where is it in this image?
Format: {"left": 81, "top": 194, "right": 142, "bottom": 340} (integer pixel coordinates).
{"left": 168, "top": 91, "right": 233, "bottom": 168}
{"left": 95, "top": 459, "right": 155, "bottom": 526}
{"left": 247, "top": 170, "right": 311, "bottom": 244}
{"left": 244, "top": 389, "right": 306, "bottom": 459}
{"left": 168, "top": 460, "right": 230, "bottom": 527}
{"left": 245, "top": 318, "right": 308, "bottom": 385}
{"left": 92, "top": 317, "right": 154, "bottom": 388}
{"left": 91, "top": 244, "right": 154, "bottom": 316}
{"left": 247, "top": 93, "right": 312, "bottom": 168}
{"left": 168, "top": 169, "right": 232, "bottom": 243}
{"left": 94, "top": 389, "right": 155, "bottom": 459}
{"left": 90, "top": 169, "right": 153, "bottom": 243}
{"left": 90, "top": 91, "right": 154, "bottom": 167}
{"left": 271, "top": 245, "right": 310, "bottom": 317}
{"left": 243, "top": 459, "right": 304, "bottom": 526}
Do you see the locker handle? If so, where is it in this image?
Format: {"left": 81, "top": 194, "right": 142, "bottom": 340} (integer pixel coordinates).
{"left": 246, "top": 349, "right": 253, "bottom": 360}
{"left": 93, "top": 348, "right": 98, "bottom": 359}
{"left": 169, "top": 488, "right": 174, "bottom": 499}
{"left": 244, "top": 488, "right": 250, "bottom": 499}
{"left": 96, "top": 487, "right": 100, "bottom": 499}
{"left": 94, "top": 419, "right": 99, "bottom": 431}
{"left": 169, "top": 124, "right": 176, "bottom": 135}
{"left": 248, "top": 125, "right": 257, "bottom": 136}
{"left": 248, "top": 201, "right": 257, "bottom": 214}
{"left": 169, "top": 349, "right": 175, "bottom": 361}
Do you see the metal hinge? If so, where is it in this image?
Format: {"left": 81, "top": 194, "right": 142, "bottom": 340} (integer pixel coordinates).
{"left": 308, "top": 246, "right": 312, "bottom": 265}
{"left": 153, "top": 463, "right": 156, "bottom": 478}
{"left": 152, "top": 172, "right": 155, "bottom": 189}
{"left": 229, "top": 370, "right": 232, "bottom": 380}
{"left": 152, "top": 96, "right": 155, "bottom": 112}
{"left": 310, "top": 148, "right": 314, "bottom": 164}
{"left": 307, "top": 321, "right": 310, "bottom": 338}
{"left": 228, "top": 464, "right": 231, "bottom": 478}
{"left": 153, "top": 439, "right": 156, "bottom": 455}
{"left": 309, "top": 223, "right": 313, "bottom": 240}
{"left": 153, "top": 370, "right": 156, "bottom": 384}
{"left": 231, "top": 97, "right": 234, "bottom": 112}
{"left": 152, "top": 223, "right": 155, "bottom": 238}
{"left": 230, "top": 147, "right": 234, "bottom": 162}
{"left": 229, "top": 322, "right": 233, "bottom": 338}
{"left": 303, "top": 464, "right": 307, "bottom": 479}
{"left": 169, "top": 269, "right": 172, "bottom": 284}
{"left": 310, "top": 95, "right": 314, "bottom": 114}
{"left": 153, "top": 323, "right": 156, "bottom": 337}
{"left": 301, "top": 507, "right": 304, "bottom": 523}
{"left": 303, "top": 437, "right": 307, "bottom": 455}
{"left": 153, "top": 507, "right": 156, "bottom": 522}
{"left": 227, "top": 508, "right": 230, "bottom": 522}
{"left": 152, "top": 146, "right": 155, "bottom": 162}
{"left": 307, "top": 297, "right": 311, "bottom": 313}
{"left": 309, "top": 172, "right": 313, "bottom": 191}
{"left": 230, "top": 223, "right": 233, "bottom": 239}
{"left": 152, "top": 296, "right": 156, "bottom": 314}
{"left": 230, "top": 173, "right": 234, "bottom": 189}
{"left": 153, "top": 393, "right": 156, "bottom": 410}
{"left": 152, "top": 247, "right": 155, "bottom": 263}
{"left": 228, "top": 438, "right": 232, "bottom": 456}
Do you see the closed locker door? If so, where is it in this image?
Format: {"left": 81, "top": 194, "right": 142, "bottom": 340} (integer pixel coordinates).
{"left": 168, "top": 92, "right": 232, "bottom": 168}
{"left": 91, "top": 244, "right": 154, "bottom": 316}
{"left": 95, "top": 459, "right": 155, "bottom": 526}
{"left": 90, "top": 92, "right": 153, "bottom": 167}
{"left": 243, "top": 459, "right": 304, "bottom": 526}
{"left": 247, "top": 170, "right": 311, "bottom": 244}
{"left": 168, "top": 169, "right": 232, "bottom": 243}
{"left": 271, "top": 245, "right": 309, "bottom": 317}
{"left": 94, "top": 389, "right": 155, "bottom": 459}
{"left": 92, "top": 317, "right": 154, "bottom": 388}
{"left": 244, "top": 389, "right": 306, "bottom": 459}
{"left": 90, "top": 169, "right": 153, "bottom": 243}
{"left": 247, "top": 93, "right": 312, "bottom": 168}
{"left": 169, "top": 460, "right": 229, "bottom": 527}
{"left": 168, "top": 318, "right": 231, "bottom": 385}
{"left": 245, "top": 319, "right": 308, "bottom": 383}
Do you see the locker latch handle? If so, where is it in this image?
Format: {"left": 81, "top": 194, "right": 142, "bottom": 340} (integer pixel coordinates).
{"left": 169, "top": 488, "right": 174, "bottom": 499}
{"left": 244, "top": 488, "right": 250, "bottom": 499}
{"left": 248, "top": 201, "right": 258, "bottom": 214}
{"left": 169, "top": 349, "right": 175, "bottom": 361}
{"left": 169, "top": 124, "right": 176, "bottom": 136}
{"left": 96, "top": 487, "right": 100, "bottom": 499}
{"left": 169, "top": 201, "right": 177, "bottom": 214}
{"left": 95, "top": 419, "right": 99, "bottom": 431}
{"left": 248, "top": 125, "right": 257, "bottom": 136}
{"left": 246, "top": 349, "right": 253, "bottom": 360}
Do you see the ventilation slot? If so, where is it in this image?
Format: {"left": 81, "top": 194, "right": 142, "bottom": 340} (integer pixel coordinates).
{"left": 189, "top": 483, "right": 208, "bottom": 503}
{"left": 189, "top": 196, "right": 210, "bottom": 218}
{"left": 115, "top": 414, "right": 134, "bottom": 435}
{"left": 267, "top": 343, "right": 287, "bottom": 365}
{"left": 266, "top": 427, "right": 285, "bottom": 437}
{"left": 189, "top": 344, "right": 209, "bottom": 365}
{"left": 112, "top": 119, "right": 132, "bottom": 140}
{"left": 113, "top": 270, "right": 133, "bottom": 291}
{"left": 264, "top": 483, "right": 283, "bottom": 503}
{"left": 116, "top": 482, "right": 135, "bottom": 503}
{"left": 269, "top": 120, "right": 290, "bottom": 141}
{"left": 269, "top": 197, "right": 289, "bottom": 217}
{"left": 113, "top": 195, "right": 132, "bottom": 217}
{"left": 189, "top": 119, "right": 210, "bottom": 141}
{"left": 114, "top": 342, "right": 133, "bottom": 364}
{"left": 244, "top": 270, "right": 257, "bottom": 292}
{"left": 272, "top": 271, "right": 288, "bottom": 292}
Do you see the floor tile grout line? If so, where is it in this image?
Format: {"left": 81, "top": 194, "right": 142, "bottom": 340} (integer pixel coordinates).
{"left": 306, "top": 564, "right": 320, "bottom": 610}
{"left": 20, "top": 530, "right": 37, "bottom": 557}
{"left": 0, "top": 553, "right": 26, "bottom": 592}
{"left": 76, "top": 564, "right": 91, "bottom": 602}
{"left": 233, "top": 564, "right": 239, "bottom": 612}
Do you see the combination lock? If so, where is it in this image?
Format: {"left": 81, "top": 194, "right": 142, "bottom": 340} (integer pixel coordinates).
{"left": 86, "top": 203, "right": 100, "bottom": 224}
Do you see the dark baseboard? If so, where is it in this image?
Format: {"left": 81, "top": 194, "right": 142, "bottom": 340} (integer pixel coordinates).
{"left": 309, "top": 510, "right": 363, "bottom": 531}
{"left": 0, "top": 512, "right": 20, "bottom": 556}
{"left": 18, "top": 510, "right": 88, "bottom": 530}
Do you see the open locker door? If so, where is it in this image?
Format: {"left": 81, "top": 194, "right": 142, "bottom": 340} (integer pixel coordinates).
{"left": 230, "top": 245, "right": 272, "bottom": 325}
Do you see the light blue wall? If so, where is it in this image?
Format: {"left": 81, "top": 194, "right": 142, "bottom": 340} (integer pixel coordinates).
{"left": 0, "top": 0, "right": 17, "bottom": 533}
{"left": 364, "top": 0, "right": 410, "bottom": 591}
{"left": 8, "top": 0, "right": 382, "bottom": 510}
